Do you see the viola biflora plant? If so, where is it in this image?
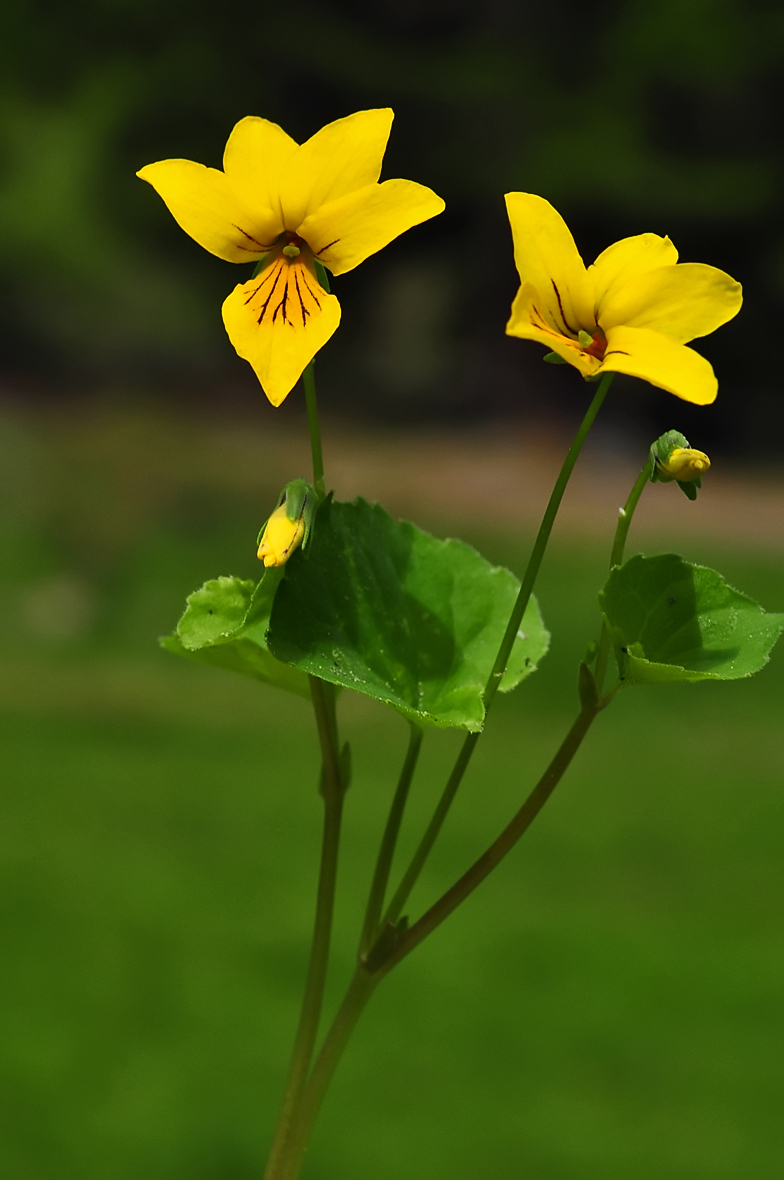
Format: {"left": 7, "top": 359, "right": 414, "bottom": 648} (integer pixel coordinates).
{"left": 140, "top": 110, "right": 784, "bottom": 1180}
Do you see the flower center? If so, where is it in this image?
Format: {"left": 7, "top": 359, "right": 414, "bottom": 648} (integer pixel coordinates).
{"left": 281, "top": 233, "right": 306, "bottom": 260}
{"left": 578, "top": 328, "right": 606, "bottom": 360}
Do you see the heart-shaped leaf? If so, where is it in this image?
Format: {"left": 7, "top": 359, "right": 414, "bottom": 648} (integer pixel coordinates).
{"left": 267, "top": 498, "right": 549, "bottom": 730}
{"left": 161, "top": 572, "right": 310, "bottom": 698}
{"left": 600, "top": 553, "right": 784, "bottom": 685}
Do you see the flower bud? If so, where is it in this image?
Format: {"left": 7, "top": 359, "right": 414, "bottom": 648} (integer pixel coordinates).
{"left": 256, "top": 479, "right": 316, "bottom": 567}
{"left": 649, "top": 430, "right": 710, "bottom": 501}
{"left": 656, "top": 447, "right": 710, "bottom": 483}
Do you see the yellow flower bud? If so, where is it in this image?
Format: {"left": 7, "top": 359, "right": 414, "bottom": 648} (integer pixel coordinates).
{"left": 257, "top": 503, "right": 306, "bottom": 567}
{"left": 656, "top": 447, "right": 711, "bottom": 483}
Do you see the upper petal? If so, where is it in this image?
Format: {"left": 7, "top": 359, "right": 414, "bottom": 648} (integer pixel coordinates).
{"left": 279, "top": 109, "right": 394, "bottom": 230}
{"left": 590, "top": 233, "right": 678, "bottom": 320}
{"left": 600, "top": 325, "right": 718, "bottom": 405}
{"left": 222, "top": 116, "right": 297, "bottom": 229}
{"left": 137, "top": 159, "right": 282, "bottom": 262}
{"left": 504, "top": 193, "right": 595, "bottom": 335}
{"left": 298, "top": 179, "right": 445, "bottom": 276}
{"left": 599, "top": 262, "right": 743, "bottom": 343}
{"left": 222, "top": 256, "right": 341, "bottom": 406}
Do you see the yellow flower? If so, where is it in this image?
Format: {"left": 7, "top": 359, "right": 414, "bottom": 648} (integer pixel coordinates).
{"left": 505, "top": 194, "right": 742, "bottom": 405}
{"left": 257, "top": 502, "right": 305, "bottom": 567}
{"left": 137, "top": 110, "right": 445, "bottom": 405}
{"left": 656, "top": 447, "right": 710, "bottom": 482}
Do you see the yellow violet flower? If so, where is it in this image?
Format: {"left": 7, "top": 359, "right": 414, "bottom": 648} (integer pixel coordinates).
{"left": 137, "top": 109, "right": 445, "bottom": 405}
{"left": 656, "top": 447, "right": 710, "bottom": 482}
{"left": 505, "top": 194, "right": 742, "bottom": 404}
{"left": 257, "top": 502, "right": 306, "bottom": 567}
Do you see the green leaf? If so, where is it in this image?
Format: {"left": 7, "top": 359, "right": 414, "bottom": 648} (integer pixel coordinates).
{"left": 161, "top": 573, "right": 310, "bottom": 698}
{"left": 267, "top": 498, "right": 549, "bottom": 731}
{"left": 600, "top": 553, "right": 784, "bottom": 685}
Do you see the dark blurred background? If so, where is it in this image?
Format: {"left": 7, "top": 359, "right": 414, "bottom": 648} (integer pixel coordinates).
{"left": 2, "top": 0, "right": 784, "bottom": 449}
{"left": 3, "top": 4, "right": 784, "bottom": 1180}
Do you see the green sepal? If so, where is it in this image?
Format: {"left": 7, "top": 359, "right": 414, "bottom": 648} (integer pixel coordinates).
{"left": 677, "top": 478, "right": 700, "bottom": 501}
{"left": 256, "top": 478, "right": 319, "bottom": 551}
{"left": 543, "top": 351, "right": 567, "bottom": 364}
{"left": 576, "top": 665, "right": 599, "bottom": 707}
{"left": 599, "top": 553, "right": 784, "bottom": 686}
{"left": 649, "top": 430, "right": 690, "bottom": 483}
{"left": 578, "top": 660, "right": 599, "bottom": 709}
{"left": 282, "top": 478, "right": 318, "bottom": 550}
{"left": 267, "top": 497, "right": 550, "bottom": 731}
{"left": 314, "top": 259, "right": 331, "bottom": 292}
{"left": 161, "top": 572, "right": 310, "bottom": 698}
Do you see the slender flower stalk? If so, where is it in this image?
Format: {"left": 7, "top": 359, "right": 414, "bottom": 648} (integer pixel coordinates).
{"left": 359, "top": 724, "right": 423, "bottom": 955}
{"left": 483, "top": 372, "right": 613, "bottom": 711}
{"left": 593, "top": 451, "right": 658, "bottom": 694}
{"left": 270, "top": 969, "right": 379, "bottom": 1180}
{"left": 382, "top": 374, "right": 612, "bottom": 929}
{"left": 263, "top": 360, "right": 343, "bottom": 1179}
{"left": 263, "top": 676, "right": 346, "bottom": 1180}
{"left": 303, "top": 362, "right": 326, "bottom": 500}
{"left": 380, "top": 704, "right": 600, "bottom": 974}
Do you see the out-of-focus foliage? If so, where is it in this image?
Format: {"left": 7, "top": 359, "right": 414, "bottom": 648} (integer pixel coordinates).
{"left": 1, "top": 0, "right": 783, "bottom": 444}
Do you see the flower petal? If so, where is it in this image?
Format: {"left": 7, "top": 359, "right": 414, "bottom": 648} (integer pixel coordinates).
{"left": 279, "top": 109, "right": 394, "bottom": 230}
{"left": 222, "top": 116, "right": 297, "bottom": 231}
{"left": 599, "top": 263, "right": 742, "bottom": 343}
{"left": 504, "top": 193, "right": 595, "bottom": 336}
{"left": 298, "top": 179, "right": 445, "bottom": 276}
{"left": 590, "top": 233, "right": 678, "bottom": 319}
{"left": 600, "top": 325, "right": 718, "bottom": 405}
{"left": 137, "top": 159, "right": 281, "bottom": 263}
{"left": 222, "top": 256, "right": 341, "bottom": 406}
{"left": 506, "top": 283, "right": 600, "bottom": 378}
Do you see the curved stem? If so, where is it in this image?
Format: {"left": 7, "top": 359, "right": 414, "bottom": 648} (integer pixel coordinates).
{"left": 274, "top": 699, "right": 604, "bottom": 1178}
{"left": 360, "top": 724, "right": 423, "bottom": 953}
{"left": 482, "top": 373, "right": 613, "bottom": 712}
{"left": 262, "top": 677, "right": 345, "bottom": 1180}
{"left": 263, "top": 374, "right": 615, "bottom": 1177}
{"left": 383, "top": 731, "right": 478, "bottom": 927}
{"left": 610, "top": 456, "right": 653, "bottom": 570}
{"left": 594, "top": 455, "right": 653, "bottom": 693}
{"left": 380, "top": 704, "right": 600, "bottom": 975}
{"left": 273, "top": 969, "right": 378, "bottom": 1180}
{"left": 303, "top": 362, "right": 326, "bottom": 500}
{"left": 382, "top": 374, "right": 613, "bottom": 925}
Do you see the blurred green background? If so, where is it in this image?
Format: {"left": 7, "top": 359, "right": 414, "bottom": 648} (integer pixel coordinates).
{"left": 2, "top": 2, "right": 784, "bottom": 1178}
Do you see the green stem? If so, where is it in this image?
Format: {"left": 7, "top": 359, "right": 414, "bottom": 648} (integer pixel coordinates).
{"left": 483, "top": 373, "right": 613, "bottom": 712}
{"left": 273, "top": 969, "right": 378, "bottom": 1180}
{"left": 303, "top": 361, "right": 326, "bottom": 500}
{"left": 264, "top": 374, "right": 615, "bottom": 1177}
{"left": 594, "top": 455, "right": 653, "bottom": 694}
{"left": 278, "top": 699, "right": 604, "bottom": 1177}
{"left": 360, "top": 724, "right": 423, "bottom": 954}
{"left": 383, "top": 730, "right": 478, "bottom": 927}
{"left": 381, "top": 374, "right": 613, "bottom": 927}
{"left": 380, "top": 704, "right": 600, "bottom": 975}
{"left": 262, "top": 676, "right": 345, "bottom": 1180}
{"left": 610, "top": 456, "right": 653, "bottom": 571}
